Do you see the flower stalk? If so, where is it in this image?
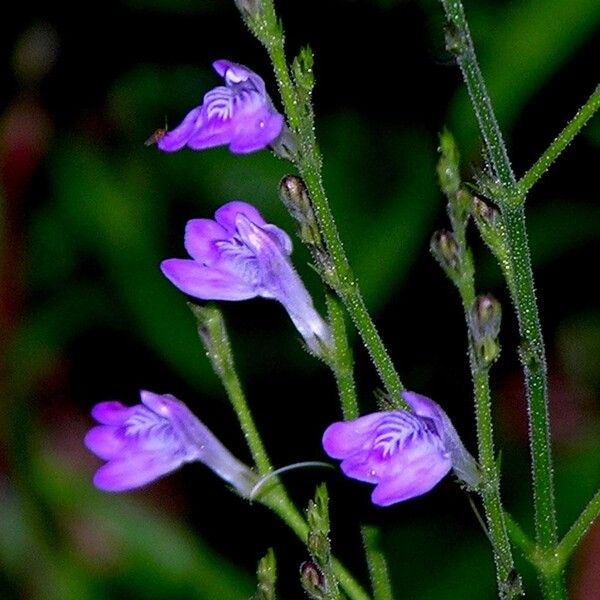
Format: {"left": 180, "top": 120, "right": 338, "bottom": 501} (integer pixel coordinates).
{"left": 238, "top": 0, "right": 406, "bottom": 407}
{"left": 191, "top": 303, "right": 371, "bottom": 600}
{"left": 433, "top": 131, "right": 519, "bottom": 597}
{"left": 436, "top": 0, "right": 575, "bottom": 596}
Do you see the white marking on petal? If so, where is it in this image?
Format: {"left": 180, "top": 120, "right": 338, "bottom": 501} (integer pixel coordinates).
{"left": 372, "top": 413, "right": 444, "bottom": 458}
{"left": 204, "top": 87, "right": 235, "bottom": 121}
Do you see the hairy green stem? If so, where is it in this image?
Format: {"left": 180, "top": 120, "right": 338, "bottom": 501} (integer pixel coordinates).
{"left": 445, "top": 206, "right": 518, "bottom": 596}
{"left": 191, "top": 304, "right": 272, "bottom": 475}
{"left": 248, "top": 0, "right": 406, "bottom": 406}
{"left": 438, "top": 1, "right": 564, "bottom": 595}
{"left": 519, "top": 86, "right": 600, "bottom": 195}
{"left": 439, "top": 0, "right": 517, "bottom": 197}
{"left": 501, "top": 207, "right": 557, "bottom": 553}
{"left": 557, "top": 487, "right": 600, "bottom": 567}
{"left": 505, "top": 512, "right": 537, "bottom": 563}
{"left": 264, "top": 499, "right": 371, "bottom": 600}
{"left": 361, "top": 526, "right": 394, "bottom": 600}
{"left": 325, "top": 295, "right": 394, "bottom": 598}
{"left": 326, "top": 294, "right": 359, "bottom": 420}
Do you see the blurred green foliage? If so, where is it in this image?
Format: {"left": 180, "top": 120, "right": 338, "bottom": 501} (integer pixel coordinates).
{"left": 2, "top": 0, "right": 599, "bottom": 598}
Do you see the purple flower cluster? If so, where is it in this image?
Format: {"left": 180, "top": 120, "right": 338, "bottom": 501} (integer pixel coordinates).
{"left": 85, "top": 390, "right": 257, "bottom": 495}
{"left": 323, "top": 391, "right": 479, "bottom": 506}
{"left": 86, "top": 59, "right": 476, "bottom": 512}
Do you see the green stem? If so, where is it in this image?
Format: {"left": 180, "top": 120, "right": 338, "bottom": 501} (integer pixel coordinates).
{"left": 252, "top": 0, "right": 405, "bottom": 407}
{"left": 326, "top": 294, "right": 359, "bottom": 420}
{"left": 191, "top": 304, "right": 272, "bottom": 475}
{"left": 557, "top": 487, "right": 600, "bottom": 566}
{"left": 438, "top": 1, "right": 564, "bottom": 595}
{"left": 264, "top": 498, "right": 371, "bottom": 600}
{"left": 361, "top": 526, "right": 394, "bottom": 600}
{"left": 192, "top": 305, "right": 370, "bottom": 600}
{"left": 447, "top": 209, "right": 518, "bottom": 596}
{"left": 501, "top": 208, "right": 556, "bottom": 547}
{"left": 505, "top": 512, "right": 537, "bottom": 564}
{"left": 471, "top": 370, "right": 517, "bottom": 592}
{"left": 325, "top": 296, "right": 393, "bottom": 599}
{"left": 519, "top": 86, "right": 600, "bottom": 195}
{"left": 501, "top": 205, "right": 564, "bottom": 597}
{"left": 439, "top": 0, "right": 517, "bottom": 196}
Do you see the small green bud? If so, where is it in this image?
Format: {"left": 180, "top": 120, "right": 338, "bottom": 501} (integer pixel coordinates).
{"left": 279, "top": 175, "right": 337, "bottom": 285}
{"left": 454, "top": 188, "right": 472, "bottom": 219}
{"left": 252, "top": 548, "right": 277, "bottom": 600}
{"left": 308, "top": 532, "right": 331, "bottom": 563}
{"left": 437, "top": 129, "right": 461, "bottom": 196}
{"left": 430, "top": 229, "right": 460, "bottom": 273}
{"left": 280, "top": 175, "right": 313, "bottom": 222}
{"left": 470, "top": 294, "right": 502, "bottom": 367}
{"left": 292, "top": 46, "right": 315, "bottom": 93}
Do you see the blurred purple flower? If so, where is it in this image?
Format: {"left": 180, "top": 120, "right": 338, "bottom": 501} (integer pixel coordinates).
{"left": 322, "top": 391, "right": 479, "bottom": 506}
{"left": 85, "top": 390, "right": 258, "bottom": 494}
{"left": 161, "top": 201, "right": 332, "bottom": 356}
{"left": 153, "top": 59, "right": 285, "bottom": 154}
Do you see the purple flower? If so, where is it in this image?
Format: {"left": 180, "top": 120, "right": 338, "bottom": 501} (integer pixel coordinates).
{"left": 85, "top": 390, "right": 258, "bottom": 495}
{"left": 161, "top": 201, "right": 332, "bottom": 356}
{"left": 322, "top": 391, "right": 479, "bottom": 506}
{"left": 154, "top": 60, "right": 285, "bottom": 154}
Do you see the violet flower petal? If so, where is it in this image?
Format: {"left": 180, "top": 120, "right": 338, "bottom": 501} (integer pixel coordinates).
{"left": 86, "top": 390, "right": 259, "bottom": 495}
{"left": 161, "top": 259, "right": 257, "bottom": 300}
{"left": 214, "top": 200, "right": 267, "bottom": 232}
{"left": 322, "top": 392, "right": 479, "bottom": 506}
{"left": 91, "top": 401, "right": 132, "bottom": 425}
{"left": 371, "top": 451, "right": 451, "bottom": 506}
{"left": 94, "top": 452, "right": 185, "bottom": 492}
{"left": 157, "top": 106, "right": 202, "bottom": 152}
{"left": 155, "top": 60, "right": 284, "bottom": 155}
{"left": 184, "top": 219, "right": 228, "bottom": 265}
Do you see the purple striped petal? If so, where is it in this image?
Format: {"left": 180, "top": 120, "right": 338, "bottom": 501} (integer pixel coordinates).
{"left": 322, "top": 393, "right": 478, "bottom": 506}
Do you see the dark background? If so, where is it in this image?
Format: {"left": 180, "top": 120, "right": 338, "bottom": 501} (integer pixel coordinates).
{"left": 2, "top": 0, "right": 599, "bottom": 598}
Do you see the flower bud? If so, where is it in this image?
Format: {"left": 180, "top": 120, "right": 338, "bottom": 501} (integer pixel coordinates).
{"left": 470, "top": 294, "right": 502, "bottom": 367}
{"left": 430, "top": 229, "right": 460, "bottom": 274}
{"left": 472, "top": 197, "right": 499, "bottom": 229}
{"left": 279, "top": 175, "right": 323, "bottom": 246}
{"left": 437, "top": 129, "right": 461, "bottom": 196}
{"left": 300, "top": 561, "right": 328, "bottom": 599}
